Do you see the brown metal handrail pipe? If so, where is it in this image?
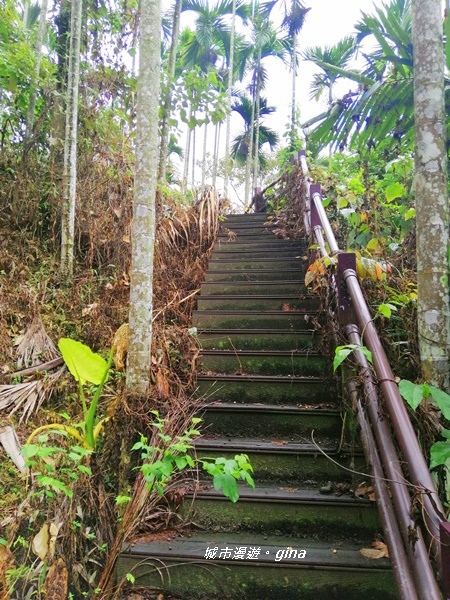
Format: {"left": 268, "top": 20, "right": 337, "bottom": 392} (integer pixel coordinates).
{"left": 348, "top": 381, "right": 419, "bottom": 600}
{"left": 342, "top": 267, "right": 446, "bottom": 550}
{"left": 346, "top": 324, "right": 442, "bottom": 599}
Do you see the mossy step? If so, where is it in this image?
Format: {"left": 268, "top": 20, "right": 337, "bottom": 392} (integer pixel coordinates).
{"left": 195, "top": 437, "right": 366, "bottom": 483}
{"left": 200, "top": 281, "right": 308, "bottom": 295}
{"left": 197, "top": 295, "right": 319, "bottom": 312}
{"left": 199, "top": 350, "right": 326, "bottom": 376}
{"left": 196, "top": 374, "right": 333, "bottom": 404}
{"left": 193, "top": 310, "right": 318, "bottom": 330}
{"left": 199, "top": 403, "right": 341, "bottom": 439}
{"left": 213, "top": 241, "right": 306, "bottom": 252}
{"left": 205, "top": 270, "right": 305, "bottom": 282}
{"left": 222, "top": 212, "right": 274, "bottom": 221}
{"left": 183, "top": 484, "right": 380, "bottom": 540}
{"left": 208, "top": 259, "right": 304, "bottom": 272}
{"left": 211, "top": 248, "right": 304, "bottom": 260}
{"left": 198, "top": 329, "right": 321, "bottom": 351}
{"left": 118, "top": 533, "right": 396, "bottom": 600}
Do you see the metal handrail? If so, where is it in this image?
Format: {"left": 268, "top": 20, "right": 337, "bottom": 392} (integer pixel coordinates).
{"left": 296, "top": 150, "right": 447, "bottom": 600}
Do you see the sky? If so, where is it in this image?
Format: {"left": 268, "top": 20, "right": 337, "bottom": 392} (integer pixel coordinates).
{"left": 170, "top": 0, "right": 380, "bottom": 200}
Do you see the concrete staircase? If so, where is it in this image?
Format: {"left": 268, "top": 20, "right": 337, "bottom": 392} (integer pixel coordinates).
{"left": 118, "top": 213, "right": 397, "bottom": 599}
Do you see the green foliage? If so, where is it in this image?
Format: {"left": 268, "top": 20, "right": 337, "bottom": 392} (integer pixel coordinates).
{"left": 333, "top": 344, "right": 373, "bottom": 372}
{"left": 27, "top": 339, "right": 113, "bottom": 450}
{"left": 21, "top": 435, "right": 93, "bottom": 499}
{"left": 133, "top": 412, "right": 254, "bottom": 502}
{"left": 399, "top": 380, "right": 450, "bottom": 472}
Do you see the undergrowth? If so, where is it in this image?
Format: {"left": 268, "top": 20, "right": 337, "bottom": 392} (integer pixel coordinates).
{"left": 0, "top": 143, "right": 227, "bottom": 598}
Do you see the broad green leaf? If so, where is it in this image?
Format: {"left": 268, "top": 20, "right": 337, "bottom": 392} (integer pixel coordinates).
{"left": 333, "top": 346, "right": 354, "bottom": 371}
{"left": 429, "top": 441, "right": 450, "bottom": 470}
{"left": 398, "top": 380, "right": 423, "bottom": 410}
{"left": 378, "top": 303, "right": 397, "bottom": 319}
{"left": 403, "top": 208, "right": 416, "bottom": 221}
{"left": 58, "top": 338, "right": 108, "bottom": 385}
{"left": 384, "top": 182, "right": 406, "bottom": 202}
{"left": 213, "top": 473, "right": 240, "bottom": 503}
{"left": 429, "top": 386, "right": 450, "bottom": 420}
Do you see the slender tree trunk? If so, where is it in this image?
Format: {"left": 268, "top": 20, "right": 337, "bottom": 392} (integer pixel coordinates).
{"left": 290, "top": 29, "right": 297, "bottom": 149}
{"left": 126, "top": 0, "right": 161, "bottom": 394}
{"left": 244, "top": 73, "right": 256, "bottom": 209}
{"left": 157, "top": 0, "right": 182, "bottom": 185}
{"left": 182, "top": 110, "right": 192, "bottom": 194}
{"left": 191, "top": 120, "right": 196, "bottom": 190}
{"left": 252, "top": 54, "right": 262, "bottom": 193}
{"left": 223, "top": 0, "right": 236, "bottom": 197}
{"left": 24, "top": 0, "right": 49, "bottom": 144}
{"left": 22, "top": 0, "right": 29, "bottom": 25}
{"left": 212, "top": 122, "right": 221, "bottom": 189}
{"left": 60, "top": 0, "right": 82, "bottom": 277}
{"left": 412, "top": 0, "right": 450, "bottom": 390}
{"left": 201, "top": 121, "right": 208, "bottom": 187}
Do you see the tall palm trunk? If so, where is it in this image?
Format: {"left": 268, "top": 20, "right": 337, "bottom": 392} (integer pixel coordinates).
{"left": 223, "top": 0, "right": 236, "bottom": 197}
{"left": 24, "top": 0, "right": 49, "bottom": 145}
{"left": 201, "top": 122, "right": 208, "bottom": 187}
{"left": 191, "top": 120, "right": 197, "bottom": 189}
{"left": 252, "top": 52, "right": 262, "bottom": 193}
{"left": 60, "top": 0, "right": 82, "bottom": 277}
{"left": 157, "top": 0, "right": 182, "bottom": 185}
{"left": 290, "top": 28, "right": 297, "bottom": 148}
{"left": 244, "top": 71, "right": 256, "bottom": 209}
{"left": 182, "top": 106, "right": 193, "bottom": 194}
{"left": 126, "top": 0, "right": 161, "bottom": 394}
{"left": 212, "top": 122, "right": 221, "bottom": 189}
{"left": 412, "top": 0, "right": 450, "bottom": 390}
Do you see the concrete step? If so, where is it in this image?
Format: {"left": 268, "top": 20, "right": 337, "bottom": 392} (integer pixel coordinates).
{"left": 204, "top": 269, "right": 304, "bottom": 282}
{"left": 196, "top": 374, "right": 333, "bottom": 405}
{"left": 213, "top": 240, "right": 306, "bottom": 252}
{"left": 197, "top": 294, "right": 319, "bottom": 312}
{"left": 198, "top": 329, "right": 321, "bottom": 351}
{"left": 195, "top": 436, "right": 365, "bottom": 484}
{"left": 183, "top": 483, "right": 380, "bottom": 540}
{"left": 200, "top": 281, "right": 308, "bottom": 295}
{"left": 199, "top": 403, "right": 341, "bottom": 439}
{"left": 118, "top": 532, "right": 396, "bottom": 600}
{"left": 199, "top": 349, "right": 326, "bottom": 376}
{"left": 193, "top": 310, "right": 319, "bottom": 330}
{"left": 211, "top": 248, "right": 304, "bottom": 260}
{"left": 208, "top": 258, "right": 305, "bottom": 271}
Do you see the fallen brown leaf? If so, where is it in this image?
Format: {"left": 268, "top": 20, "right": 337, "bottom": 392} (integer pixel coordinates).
{"left": 360, "top": 541, "right": 389, "bottom": 559}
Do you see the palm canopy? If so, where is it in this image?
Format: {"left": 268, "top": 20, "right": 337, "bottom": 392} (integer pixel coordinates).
{"left": 231, "top": 94, "right": 279, "bottom": 166}
{"left": 303, "top": 0, "right": 420, "bottom": 155}
{"left": 302, "top": 36, "right": 356, "bottom": 103}
{"left": 180, "top": 0, "right": 251, "bottom": 71}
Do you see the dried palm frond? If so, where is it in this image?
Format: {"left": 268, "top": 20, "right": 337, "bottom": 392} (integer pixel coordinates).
{"left": 0, "top": 367, "right": 64, "bottom": 423}
{"left": 16, "top": 316, "right": 59, "bottom": 369}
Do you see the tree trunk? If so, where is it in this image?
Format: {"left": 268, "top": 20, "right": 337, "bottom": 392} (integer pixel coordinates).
{"left": 24, "top": 0, "right": 49, "bottom": 145}
{"left": 412, "top": 0, "right": 450, "bottom": 390}
{"left": 252, "top": 53, "right": 262, "bottom": 193}
{"left": 244, "top": 72, "right": 256, "bottom": 209}
{"left": 182, "top": 108, "right": 192, "bottom": 194}
{"left": 201, "top": 121, "right": 208, "bottom": 187}
{"left": 191, "top": 120, "right": 196, "bottom": 190}
{"left": 290, "top": 28, "right": 297, "bottom": 149}
{"left": 157, "top": 0, "right": 182, "bottom": 185}
{"left": 212, "top": 122, "right": 221, "bottom": 189}
{"left": 60, "top": 0, "right": 82, "bottom": 277}
{"left": 126, "top": 0, "right": 161, "bottom": 394}
{"left": 223, "top": 0, "right": 236, "bottom": 198}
